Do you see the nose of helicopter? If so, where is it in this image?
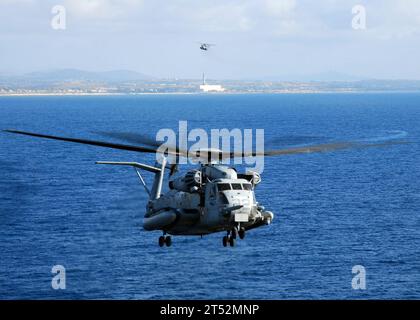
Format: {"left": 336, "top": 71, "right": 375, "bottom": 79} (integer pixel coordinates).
{"left": 219, "top": 187, "right": 255, "bottom": 223}
{"left": 229, "top": 203, "right": 253, "bottom": 223}
{"left": 228, "top": 204, "right": 274, "bottom": 226}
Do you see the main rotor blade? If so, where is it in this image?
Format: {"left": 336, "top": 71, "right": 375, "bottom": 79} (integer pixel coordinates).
{"left": 266, "top": 135, "right": 327, "bottom": 147}
{"left": 3, "top": 129, "right": 173, "bottom": 154}
{"left": 95, "top": 131, "right": 189, "bottom": 157}
{"left": 224, "top": 139, "right": 407, "bottom": 159}
{"left": 4, "top": 129, "right": 408, "bottom": 161}
{"left": 95, "top": 131, "right": 161, "bottom": 147}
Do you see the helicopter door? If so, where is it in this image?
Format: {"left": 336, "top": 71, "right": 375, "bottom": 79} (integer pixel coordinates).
{"left": 208, "top": 183, "right": 216, "bottom": 206}
{"left": 203, "top": 183, "right": 219, "bottom": 226}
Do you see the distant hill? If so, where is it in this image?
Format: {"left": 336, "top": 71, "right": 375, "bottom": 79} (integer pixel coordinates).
{"left": 15, "top": 69, "right": 154, "bottom": 83}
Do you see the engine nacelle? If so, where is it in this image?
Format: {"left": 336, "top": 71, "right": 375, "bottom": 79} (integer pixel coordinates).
{"left": 169, "top": 170, "right": 201, "bottom": 192}
{"left": 238, "top": 170, "right": 261, "bottom": 187}
{"left": 247, "top": 171, "right": 261, "bottom": 186}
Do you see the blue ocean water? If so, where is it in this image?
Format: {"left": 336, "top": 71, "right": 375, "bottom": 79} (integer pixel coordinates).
{"left": 0, "top": 93, "right": 419, "bottom": 299}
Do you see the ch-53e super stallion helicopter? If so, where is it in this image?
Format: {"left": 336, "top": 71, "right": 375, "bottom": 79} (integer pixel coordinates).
{"left": 4, "top": 129, "right": 403, "bottom": 248}
{"left": 199, "top": 42, "right": 215, "bottom": 51}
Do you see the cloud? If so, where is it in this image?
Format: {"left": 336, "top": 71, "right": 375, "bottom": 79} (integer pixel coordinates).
{"left": 150, "top": 0, "right": 299, "bottom": 34}
{"left": 264, "top": 0, "right": 296, "bottom": 17}
{"left": 148, "top": 1, "right": 259, "bottom": 33}
{"left": 0, "top": 0, "right": 34, "bottom": 4}
{"left": 353, "top": 0, "right": 420, "bottom": 40}
{"left": 58, "top": 0, "right": 299, "bottom": 34}
{"left": 1, "top": 0, "right": 420, "bottom": 79}
{"left": 64, "top": 0, "right": 143, "bottom": 19}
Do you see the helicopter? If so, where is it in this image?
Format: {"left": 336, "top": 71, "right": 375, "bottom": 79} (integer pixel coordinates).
{"left": 3, "top": 129, "right": 405, "bottom": 248}
{"left": 199, "top": 42, "right": 215, "bottom": 51}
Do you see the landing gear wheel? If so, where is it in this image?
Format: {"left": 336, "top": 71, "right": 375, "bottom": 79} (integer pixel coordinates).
{"left": 229, "top": 236, "right": 235, "bottom": 247}
{"left": 158, "top": 236, "right": 165, "bottom": 247}
{"left": 222, "top": 236, "right": 228, "bottom": 247}
{"left": 165, "top": 236, "right": 172, "bottom": 247}
{"left": 239, "top": 228, "right": 245, "bottom": 240}
{"left": 231, "top": 227, "right": 237, "bottom": 239}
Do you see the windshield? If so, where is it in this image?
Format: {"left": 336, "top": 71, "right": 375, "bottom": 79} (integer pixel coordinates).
{"left": 217, "top": 183, "right": 231, "bottom": 191}
{"left": 218, "top": 183, "right": 253, "bottom": 191}
{"left": 242, "top": 183, "right": 252, "bottom": 190}
{"left": 231, "top": 183, "right": 242, "bottom": 190}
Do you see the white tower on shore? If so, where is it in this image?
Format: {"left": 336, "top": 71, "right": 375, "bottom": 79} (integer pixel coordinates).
{"left": 199, "top": 72, "right": 225, "bottom": 92}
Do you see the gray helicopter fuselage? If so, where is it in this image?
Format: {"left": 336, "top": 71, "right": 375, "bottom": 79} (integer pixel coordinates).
{"left": 143, "top": 164, "right": 273, "bottom": 235}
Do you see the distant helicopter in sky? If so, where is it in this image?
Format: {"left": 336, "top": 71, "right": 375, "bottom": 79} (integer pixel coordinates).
{"left": 199, "top": 42, "right": 215, "bottom": 51}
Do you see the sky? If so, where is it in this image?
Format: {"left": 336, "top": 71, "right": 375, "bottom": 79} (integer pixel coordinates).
{"left": 0, "top": 0, "right": 420, "bottom": 80}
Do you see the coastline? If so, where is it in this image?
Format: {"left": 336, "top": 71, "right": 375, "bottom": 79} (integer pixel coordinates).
{"left": 1, "top": 90, "right": 420, "bottom": 97}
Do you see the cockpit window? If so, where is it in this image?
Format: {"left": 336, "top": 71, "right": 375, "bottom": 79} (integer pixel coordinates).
{"left": 242, "top": 184, "right": 252, "bottom": 191}
{"left": 217, "top": 183, "right": 231, "bottom": 191}
{"left": 231, "top": 183, "right": 242, "bottom": 190}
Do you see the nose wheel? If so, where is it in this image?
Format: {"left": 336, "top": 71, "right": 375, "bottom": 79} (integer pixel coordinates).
{"left": 222, "top": 236, "right": 228, "bottom": 247}
{"left": 238, "top": 227, "right": 246, "bottom": 239}
{"left": 159, "top": 235, "right": 172, "bottom": 247}
{"left": 222, "top": 234, "right": 235, "bottom": 247}
{"left": 222, "top": 226, "right": 245, "bottom": 247}
{"left": 231, "top": 227, "right": 237, "bottom": 239}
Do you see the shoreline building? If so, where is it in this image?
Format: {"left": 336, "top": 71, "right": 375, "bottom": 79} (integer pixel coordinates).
{"left": 199, "top": 73, "right": 225, "bottom": 93}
